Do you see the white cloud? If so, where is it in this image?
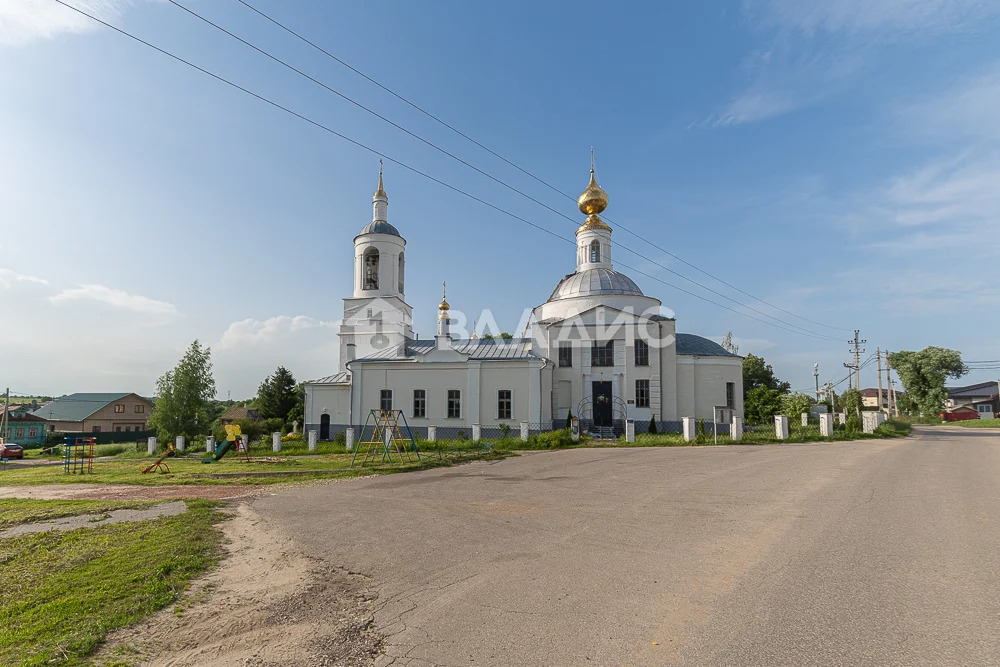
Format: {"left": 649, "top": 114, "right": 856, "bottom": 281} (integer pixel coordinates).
{"left": 0, "top": 0, "right": 131, "bottom": 46}
{"left": 900, "top": 64, "right": 1000, "bottom": 142}
{"left": 216, "top": 315, "right": 338, "bottom": 351}
{"left": 749, "top": 0, "right": 998, "bottom": 36}
{"left": 0, "top": 267, "right": 48, "bottom": 289}
{"left": 48, "top": 283, "right": 178, "bottom": 316}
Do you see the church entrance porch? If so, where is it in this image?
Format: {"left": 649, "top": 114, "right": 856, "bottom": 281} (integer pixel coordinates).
{"left": 592, "top": 381, "right": 613, "bottom": 427}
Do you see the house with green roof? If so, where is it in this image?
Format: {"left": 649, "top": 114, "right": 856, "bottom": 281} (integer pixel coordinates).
{"left": 31, "top": 393, "right": 153, "bottom": 434}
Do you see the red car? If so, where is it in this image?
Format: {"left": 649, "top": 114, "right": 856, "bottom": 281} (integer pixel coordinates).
{"left": 0, "top": 442, "right": 24, "bottom": 460}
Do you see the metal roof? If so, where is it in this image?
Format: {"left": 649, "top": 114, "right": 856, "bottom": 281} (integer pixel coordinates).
{"left": 353, "top": 338, "right": 539, "bottom": 363}
{"left": 30, "top": 393, "right": 140, "bottom": 422}
{"left": 311, "top": 371, "right": 351, "bottom": 384}
{"left": 947, "top": 381, "right": 999, "bottom": 398}
{"left": 675, "top": 334, "right": 741, "bottom": 357}
{"left": 358, "top": 220, "right": 401, "bottom": 237}
{"left": 547, "top": 268, "right": 644, "bottom": 301}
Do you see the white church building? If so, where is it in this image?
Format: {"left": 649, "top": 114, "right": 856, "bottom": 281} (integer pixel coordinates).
{"left": 304, "top": 165, "right": 743, "bottom": 439}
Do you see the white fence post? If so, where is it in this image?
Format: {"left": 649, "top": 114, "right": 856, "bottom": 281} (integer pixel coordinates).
{"left": 731, "top": 416, "right": 743, "bottom": 442}
{"left": 682, "top": 417, "right": 696, "bottom": 442}
{"left": 147, "top": 436, "right": 157, "bottom": 455}
{"left": 520, "top": 421, "right": 529, "bottom": 442}
{"left": 206, "top": 435, "right": 214, "bottom": 453}
{"left": 175, "top": 435, "right": 185, "bottom": 453}
{"left": 862, "top": 413, "right": 877, "bottom": 433}
{"left": 345, "top": 428, "right": 354, "bottom": 451}
{"left": 625, "top": 419, "right": 635, "bottom": 443}
{"left": 427, "top": 425, "right": 436, "bottom": 442}
{"left": 308, "top": 430, "right": 317, "bottom": 451}
{"left": 820, "top": 413, "right": 834, "bottom": 437}
{"left": 775, "top": 415, "right": 789, "bottom": 440}
{"left": 571, "top": 417, "right": 580, "bottom": 442}
{"left": 838, "top": 413, "right": 847, "bottom": 425}
{"left": 472, "top": 424, "right": 481, "bottom": 442}
{"left": 272, "top": 432, "right": 281, "bottom": 453}
{"left": 801, "top": 412, "right": 809, "bottom": 426}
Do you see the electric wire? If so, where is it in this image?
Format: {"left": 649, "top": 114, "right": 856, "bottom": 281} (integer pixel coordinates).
{"left": 53, "top": 0, "right": 844, "bottom": 342}
{"left": 233, "top": 0, "right": 851, "bottom": 334}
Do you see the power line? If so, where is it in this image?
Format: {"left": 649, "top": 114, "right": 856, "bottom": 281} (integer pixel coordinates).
{"left": 162, "top": 0, "right": 843, "bottom": 341}
{"left": 52, "top": 0, "right": 843, "bottom": 342}
{"left": 233, "top": 0, "right": 851, "bottom": 335}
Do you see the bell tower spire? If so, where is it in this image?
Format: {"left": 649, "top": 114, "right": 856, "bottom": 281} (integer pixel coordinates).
{"left": 372, "top": 159, "right": 388, "bottom": 223}
{"left": 575, "top": 150, "right": 613, "bottom": 271}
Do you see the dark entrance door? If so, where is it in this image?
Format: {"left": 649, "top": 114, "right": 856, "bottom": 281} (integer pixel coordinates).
{"left": 320, "top": 414, "right": 330, "bottom": 440}
{"left": 592, "top": 381, "right": 613, "bottom": 427}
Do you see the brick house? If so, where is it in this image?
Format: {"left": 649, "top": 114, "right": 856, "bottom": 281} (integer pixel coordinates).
{"left": 31, "top": 393, "right": 154, "bottom": 434}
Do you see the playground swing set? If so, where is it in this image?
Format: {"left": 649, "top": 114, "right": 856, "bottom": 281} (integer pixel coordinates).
{"left": 351, "top": 409, "right": 420, "bottom": 468}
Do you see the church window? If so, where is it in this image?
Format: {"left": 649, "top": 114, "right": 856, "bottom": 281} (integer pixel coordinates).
{"left": 413, "top": 389, "right": 426, "bottom": 418}
{"left": 497, "top": 390, "right": 512, "bottom": 420}
{"left": 727, "top": 383, "right": 736, "bottom": 409}
{"left": 447, "top": 390, "right": 462, "bottom": 419}
{"left": 363, "top": 248, "right": 380, "bottom": 290}
{"left": 398, "top": 253, "right": 405, "bottom": 293}
{"left": 558, "top": 342, "right": 572, "bottom": 367}
{"left": 591, "top": 341, "right": 614, "bottom": 367}
{"left": 636, "top": 380, "right": 650, "bottom": 408}
{"left": 634, "top": 340, "right": 649, "bottom": 366}
{"left": 589, "top": 240, "right": 601, "bottom": 263}
{"left": 380, "top": 390, "right": 393, "bottom": 412}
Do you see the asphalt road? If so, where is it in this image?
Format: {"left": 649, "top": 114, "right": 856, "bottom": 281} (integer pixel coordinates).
{"left": 253, "top": 426, "right": 1000, "bottom": 666}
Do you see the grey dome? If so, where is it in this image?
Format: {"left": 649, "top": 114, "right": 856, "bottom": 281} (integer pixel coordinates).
{"left": 548, "top": 268, "right": 644, "bottom": 301}
{"left": 358, "top": 220, "right": 401, "bottom": 237}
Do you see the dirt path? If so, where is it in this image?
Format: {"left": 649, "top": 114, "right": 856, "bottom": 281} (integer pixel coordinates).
{"left": 93, "top": 502, "right": 383, "bottom": 667}
{"left": 0, "top": 484, "right": 261, "bottom": 501}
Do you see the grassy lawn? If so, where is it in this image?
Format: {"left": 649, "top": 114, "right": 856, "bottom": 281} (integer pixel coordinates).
{"left": 0, "top": 499, "right": 157, "bottom": 529}
{"left": 0, "top": 499, "right": 225, "bottom": 667}
{"left": 952, "top": 418, "right": 1000, "bottom": 428}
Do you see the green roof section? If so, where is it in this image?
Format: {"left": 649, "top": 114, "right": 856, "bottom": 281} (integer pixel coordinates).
{"left": 30, "top": 393, "right": 135, "bottom": 422}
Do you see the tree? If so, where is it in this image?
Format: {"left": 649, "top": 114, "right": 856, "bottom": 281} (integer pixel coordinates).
{"left": 721, "top": 331, "right": 739, "bottom": 355}
{"left": 840, "top": 388, "right": 862, "bottom": 417}
{"left": 744, "top": 386, "right": 783, "bottom": 424}
{"left": 648, "top": 413, "right": 658, "bottom": 434}
{"left": 256, "top": 366, "right": 297, "bottom": 422}
{"left": 781, "top": 392, "right": 812, "bottom": 418}
{"left": 742, "top": 353, "right": 790, "bottom": 398}
{"left": 150, "top": 340, "right": 216, "bottom": 441}
{"left": 889, "top": 347, "right": 966, "bottom": 416}
{"left": 285, "top": 382, "right": 306, "bottom": 426}
{"left": 499, "top": 332, "right": 514, "bottom": 340}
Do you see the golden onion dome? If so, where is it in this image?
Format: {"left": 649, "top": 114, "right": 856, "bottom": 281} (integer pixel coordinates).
{"left": 438, "top": 281, "right": 450, "bottom": 315}
{"left": 577, "top": 214, "right": 612, "bottom": 235}
{"left": 577, "top": 169, "right": 609, "bottom": 215}
{"left": 438, "top": 297, "right": 450, "bottom": 311}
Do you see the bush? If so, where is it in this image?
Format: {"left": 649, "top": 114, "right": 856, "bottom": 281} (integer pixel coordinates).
{"left": 697, "top": 419, "right": 705, "bottom": 436}
{"left": 527, "top": 429, "right": 575, "bottom": 449}
{"left": 648, "top": 414, "right": 658, "bottom": 434}
{"left": 499, "top": 423, "right": 511, "bottom": 439}
{"left": 333, "top": 431, "right": 347, "bottom": 445}
{"left": 845, "top": 415, "right": 861, "bottom": 432}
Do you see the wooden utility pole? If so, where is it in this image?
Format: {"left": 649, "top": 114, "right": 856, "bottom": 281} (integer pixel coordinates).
{"left": 850, "top": 330, "right": 866, "bottom": 390}
{"left": 1, "top": 388, "right": 9, "bottom": 441}
{"left": 877, "top": 348, "right": 885, "bottom": 414}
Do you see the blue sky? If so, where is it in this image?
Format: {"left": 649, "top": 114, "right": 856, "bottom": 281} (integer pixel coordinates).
{"left": 2, "top": 0, "right": 998, "bottom": 399}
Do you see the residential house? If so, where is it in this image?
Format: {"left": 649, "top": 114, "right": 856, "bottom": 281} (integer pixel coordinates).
{"left": 219, "top": 405, "right": 261, "bottom": 425}
{"left": 1, "top": 406, "right": 49, "bottom": 445}
{"left": 943, "top": 381, "right": 999, "bottom": 419}
{"left": 860, "top": 388, "right": 895, "bottom": 410}
{"left": 31, "top": 393, "right": 154, "bottom": 434}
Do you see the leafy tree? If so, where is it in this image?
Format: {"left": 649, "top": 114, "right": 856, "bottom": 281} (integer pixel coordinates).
{"left": 889, "top": 347, "right": 966, "bottom": 416}
{"left": 499, "top": 332, "right": 514, "bottom": 340}
{"left": 721, "top": 331, "right": 739, "bottom": 355}
{"left": 150, "top": 340, "right": 216, "bottom": 441}
{"left": 781, "top": 392, "right": 812, "bottom": 418}
{"left": 286, "top": 382, "right": 306, "bottom": 426}
{"left": 481, "top": 333, "right": 494, "bottom": 340}
{"left": 648, "top": 413, "right": 658, "bottom": 434}
{"left": 256, "top": 366, "right": 297, "bottom": 422}
{"left": 840, "top": 388, "right": 862, "bottom": 417}
{"left": 744, "top": 386, "right": 783, "bottom": 424}
{"left": 742, "top": 353, "right": 790, "bottom": 398}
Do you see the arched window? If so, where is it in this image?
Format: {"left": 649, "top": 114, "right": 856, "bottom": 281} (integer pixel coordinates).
{"left": 363, "top": 248, "right": 379, "bottom": 290}
{"left": 398, "top": 252, "right": 405, "bottom": 294}
{"left": 589, "top": 240, "right": 601, "bottom": 263}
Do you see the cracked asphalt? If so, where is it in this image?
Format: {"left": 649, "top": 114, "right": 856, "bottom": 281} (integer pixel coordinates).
{"left": 252, "top": 426, "right": 1000, "bottom": 666}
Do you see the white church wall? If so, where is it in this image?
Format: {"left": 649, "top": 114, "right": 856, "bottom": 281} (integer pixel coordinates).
{"left": 476, "top": 363, "right": 534, "bottom": 425}
{"left": 677, "top": 357, "right": 744, "bottom": 421}
{"left": 658, "top": 320, "right": 679, "bottom": 421}
{"left": 305, "top": 384, "right": 351, "bottom": 438}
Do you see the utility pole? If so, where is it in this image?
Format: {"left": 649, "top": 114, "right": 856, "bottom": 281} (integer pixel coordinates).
{"left": 1, "top": 388, "right": 8, "bottom": 441}
{"left": 877, "top": 347, "right": 885, "bottom": 414}
{"left": 844, "top": 362, "right": 854, "bottom": 390}
{"left": 814, "top": 363, "right": 820, "bottom": 402}
{"left": 886, "top": 350, "right": 899, "bottom": 416}
{"left": 849, "top": 330, "right": 866, "bottom": 390}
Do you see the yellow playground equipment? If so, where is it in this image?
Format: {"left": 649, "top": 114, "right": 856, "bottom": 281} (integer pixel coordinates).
{"left": 141, "top": 441, "right": 176, "bottom": 474}
{"left": 203, "top": 424, "right": 249, "bottom": 463}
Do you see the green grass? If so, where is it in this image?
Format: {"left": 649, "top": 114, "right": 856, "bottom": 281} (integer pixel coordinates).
{"left": 952, "top": 418, "right": 1000, "bottom": 428}
{"left": 0, "top": 499, "right": 225, "bottom": 667}
{"left": 0, "top": 499, "right": 157, "bottom": 529}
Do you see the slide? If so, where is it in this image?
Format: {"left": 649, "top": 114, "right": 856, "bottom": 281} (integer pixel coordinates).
{"left": 202, "top": 439, "right": 234, "bottom": 463}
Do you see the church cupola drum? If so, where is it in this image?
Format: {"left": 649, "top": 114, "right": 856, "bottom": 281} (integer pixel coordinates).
{"left": 354, "top": 162, "right": 406, "bottom": 300}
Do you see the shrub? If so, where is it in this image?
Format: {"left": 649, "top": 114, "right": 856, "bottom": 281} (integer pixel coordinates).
{"left": 697, "top": 419, "right": 705, "bottom": 436}
{"left": 333, "top": 431, "right": 347, "bottom": 445}
{"left": 845, "top": 415, "right": 861, "bottom": 432}
{"left": 499, "top": 423, "right": 511, "bottom": 439}
{"left": 648, "top": 414, "right": 658, "bottom": 434}
{"left": 527, "top": 429, "right": 575, "bottom": 449}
